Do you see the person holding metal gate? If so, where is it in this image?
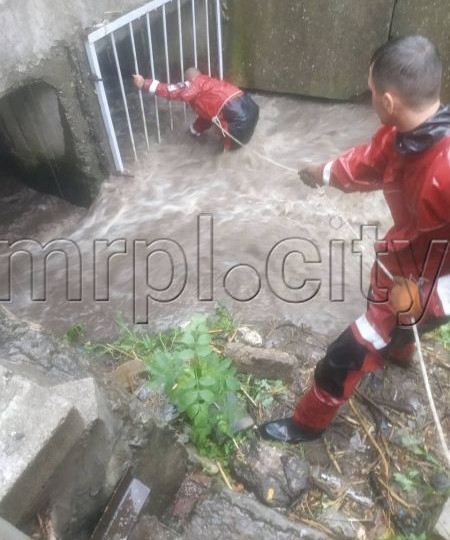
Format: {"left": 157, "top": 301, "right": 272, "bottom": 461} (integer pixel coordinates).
{"left": 133, "top": 67, "right": 259, "bottom": 151}
{"left": 260, "top": 35, "right": 450, "bottom": 443}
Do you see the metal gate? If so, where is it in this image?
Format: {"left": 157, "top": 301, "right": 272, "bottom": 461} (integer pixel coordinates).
{"left": 85, "top": 0, "right": 224, "bottom": 173}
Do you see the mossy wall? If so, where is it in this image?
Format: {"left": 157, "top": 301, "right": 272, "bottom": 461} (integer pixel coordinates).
{"left": 391, "top": 0, "right": 450, "bottom": 102}
{"left": 224, "top": 0, "right": 450, "bottom": 102}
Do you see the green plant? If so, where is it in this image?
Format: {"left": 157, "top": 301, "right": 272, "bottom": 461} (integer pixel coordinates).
{"left": 209, "top": 302, "right": 238, "bottom": 335}
{"left": 393, "top": 469, "right": 421, "bottom": 493}
{"left": 145, "top": 315, "right": 247, "bottom": 455}
{"left": 433, "top": 321, "right": 450, "bottom": 349}
{"left": 241, "top": 375, "right": 287, "bottom": 409}
{"left": 64, "top": 323, "right": 85, "bottom": 345}
{"left": 400, "top": 434, "right": 442, "bottom": 467}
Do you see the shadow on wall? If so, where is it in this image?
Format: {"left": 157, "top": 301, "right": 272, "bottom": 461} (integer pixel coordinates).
{"left": 0, "top": 82, "right": 92, "bottom": 207}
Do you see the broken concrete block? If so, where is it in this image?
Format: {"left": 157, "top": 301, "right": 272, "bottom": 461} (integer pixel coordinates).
{"left": 432, "top": 497, "right": 450, "bottom": 540}
{"left": 0, "top": 366, "right": 85, "bottom": 524}
{"left": 231, "top": 439, "right": 309, "bottom": 507}
{"left": 54, "top": 377, "right": 112, "bottom": 431}
{"left": 225, "top": 343, "right": 297, "bottom": 382}
{"left": 187, "top": 488, "right": 331, "bottom": 539}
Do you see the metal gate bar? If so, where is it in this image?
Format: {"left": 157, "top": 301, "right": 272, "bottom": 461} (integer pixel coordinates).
{"left": 145, "top": 11, "right": 161, "bottom": 143}
{"left": 129, "top": 21, "right": 150, "bottom": 150}
{"left": 191, "top": 0, "right": 198, "bottom": 68}
{"left": 205, "top": 0, "right": 211, "bottom": 76}
{"left": 162, "top": 3, "right": 174, "bottom": 131}
{"left": 177, "top": 0, "right": 187, "bottom": 122}
{"left": 110, "top": 32, "right": 138, "bottom": 161}
{"left": 215, "top": 0, "right": 223, "bottom": 80}
{"left": 86, "top": 0, "right": 223, "bottom": 173}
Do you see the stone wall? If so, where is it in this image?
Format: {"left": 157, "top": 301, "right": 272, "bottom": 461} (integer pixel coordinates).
{"left": 0, "top": 0, "right": 149, "bottom": 204}
{"left": 224, "top": 0, "right": 450, "bottom": 102}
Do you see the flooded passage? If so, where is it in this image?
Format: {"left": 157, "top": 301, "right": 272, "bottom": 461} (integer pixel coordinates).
{"left": 1, "top": 94, "right": 391, "bottom": 340}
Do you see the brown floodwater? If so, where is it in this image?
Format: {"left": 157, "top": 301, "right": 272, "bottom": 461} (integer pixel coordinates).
{"left": 0, "top": 93, "right": 391, "bottom": 340}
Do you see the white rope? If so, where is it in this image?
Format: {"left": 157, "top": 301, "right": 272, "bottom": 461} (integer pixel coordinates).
{"left": 214, "top": 118, "right": 449, "bottom": 467}
{"left": 212, "top": 116, "right": 298, "bottom": 173}
{"left": 413, "top": 323, "right": 450, "bottom": 467}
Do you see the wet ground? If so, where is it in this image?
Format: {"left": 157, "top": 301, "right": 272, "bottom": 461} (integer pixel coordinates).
{"left": 154, "top": 324, "right": 450, "bottom": 539}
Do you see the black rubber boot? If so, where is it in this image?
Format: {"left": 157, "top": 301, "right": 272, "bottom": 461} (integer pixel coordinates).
{"left": 259, "top": 417, "right": 323, "bottom": 444}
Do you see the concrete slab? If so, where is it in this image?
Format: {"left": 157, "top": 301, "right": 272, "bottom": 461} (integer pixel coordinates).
{"left": 53, "top": 377, "right": 111, "bottom": 430}
{"left": 0, "top": 366, "right": 85, "bottom": 524}
{"left": 225, "top": 342, "right": 297, "bottom": 382}
{"left": 432, "top": 497, "right": 450, "bottom": 540}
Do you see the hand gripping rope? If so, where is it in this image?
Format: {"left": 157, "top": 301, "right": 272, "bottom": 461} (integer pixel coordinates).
{"left": 211, "top": 115, "right": 450, "bottom": 468}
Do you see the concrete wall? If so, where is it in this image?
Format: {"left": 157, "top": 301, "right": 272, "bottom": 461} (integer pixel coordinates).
{"left": 224, "top": 0, "right": 450, "bottom": 102}
{"left": 0, "top": 0, "right": 152, "bottom": 204}
{"left": 0, "top": 0, "right": 214, "bottom": 204}
{"left": 391, "top": 0, "right": 450, "bottom": 102}
{"left": 224, "top": 0, "right": 395, "bottom": 100}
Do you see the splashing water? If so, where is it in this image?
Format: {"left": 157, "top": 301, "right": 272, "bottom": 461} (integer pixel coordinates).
{"left": 1, "top": 94, "right": 391, "bottom": 340}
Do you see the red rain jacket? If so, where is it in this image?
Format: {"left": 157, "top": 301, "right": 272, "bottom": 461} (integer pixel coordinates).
{"left": 322, "top": 125, "right": 450, "bottom": 322}
{"left": 144, "top": 74, "right": 243, "bottom": 135}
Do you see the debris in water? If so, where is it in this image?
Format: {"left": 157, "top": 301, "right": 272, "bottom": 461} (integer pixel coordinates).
{"left": 311, "top": 467, "right": 374, "bottom": 507}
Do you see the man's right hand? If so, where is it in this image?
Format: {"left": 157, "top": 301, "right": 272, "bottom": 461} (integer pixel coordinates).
{"left": 298, "top": 164, "right": 323, "bottom": 188}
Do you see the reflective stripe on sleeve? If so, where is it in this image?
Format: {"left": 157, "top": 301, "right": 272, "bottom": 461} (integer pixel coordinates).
{"left": 149, "top": 79, "right": 159, "bottom": 94}
{"left": 323, "top": 161, "right": 334, "bottom": 186}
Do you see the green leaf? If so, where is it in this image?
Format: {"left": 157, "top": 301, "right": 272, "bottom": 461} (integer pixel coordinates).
{"left": 187, "top": 402, "right": 201, "bottom": 419}
{"left": 176, "top": 390, "right": 198, "bottom": 412}
{"left": 393, "top": 472, "right": 417, "bottom": 493}
{"left": 179, "top": 332, "right": 195, "bottom": 346}
{"left": 199, "top": 375, "right": 216, "bottom": 387}
{"left": 400, "top": 434, "right": 421, "bottom": 447}
{"left": 199, "top": 389, "right": 215, "bottom": 403}
{"left": 175, "top": 349, "right": 195, "bottom": 361}
{"left": 197, "top": 333, "right": 211, "bottom": 345}
{"left": 178, "top": 376, "right": 197, "bottom": 389}
{"left": 196, "top": 322, "right": 209, "bottom": 333}
{"left": 196, "top": 345, "right": 212, "bottom": 357}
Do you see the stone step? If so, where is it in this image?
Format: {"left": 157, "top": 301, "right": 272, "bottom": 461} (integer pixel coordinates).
{"left": 0, "top": 366, "right": 85, "bottom": 524}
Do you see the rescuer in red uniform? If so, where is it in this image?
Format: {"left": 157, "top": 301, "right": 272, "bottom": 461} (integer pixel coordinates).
{"left": 133, "top": 67, "right": 259, "bottom": 150}
{"left": 260, "top": 35, "right": 450, "bottom": 443}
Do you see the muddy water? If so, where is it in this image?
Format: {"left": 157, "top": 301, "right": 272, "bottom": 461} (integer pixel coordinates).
{"left": 1, "top": 94, "right": 391, "bottom": 340}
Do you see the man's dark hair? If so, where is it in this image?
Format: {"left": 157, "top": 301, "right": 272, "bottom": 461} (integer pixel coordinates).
{"left": 371, "top": 35, "right": 442, "bottom": 109}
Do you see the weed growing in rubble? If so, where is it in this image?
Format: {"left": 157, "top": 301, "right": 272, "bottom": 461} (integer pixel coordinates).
{"left": 99, "top": 309, "right": 246, "bottom": 458}
{"left": 145, "top": 315, "right": 247, "bottom": 456}
{"left": 64, "top": 323, "right": 85, "bottom": 345}
{"left": 241, "top": 375, "right": 286, "bottom": 409}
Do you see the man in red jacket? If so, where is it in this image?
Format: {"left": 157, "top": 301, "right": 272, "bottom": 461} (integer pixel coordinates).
{"left": 133, "top": 68, "right": 259, "bottom": 150}
{"left": 260, "top": 35, "right": 450, "bottom": 443}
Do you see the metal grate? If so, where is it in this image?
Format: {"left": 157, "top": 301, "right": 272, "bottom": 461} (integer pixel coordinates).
{"left": 85, "top": 0, "right": 223, "bottom": 173}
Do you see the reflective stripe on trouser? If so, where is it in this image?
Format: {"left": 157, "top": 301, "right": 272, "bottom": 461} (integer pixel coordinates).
{"left": 292, "top": 317, "right": 445, "bottom": 432}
